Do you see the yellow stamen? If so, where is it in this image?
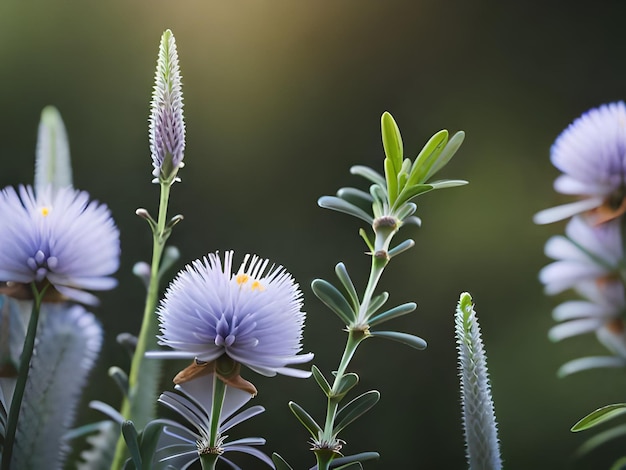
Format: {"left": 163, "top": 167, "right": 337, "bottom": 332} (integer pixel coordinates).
{"left": 236, "top": 274, "right": 249, "bottom": 285}
{"left": 251, "top": 280, "right": 265, "bottom": 291}
{"left": 40, "top": 207, "right": 50, "bottom": 217}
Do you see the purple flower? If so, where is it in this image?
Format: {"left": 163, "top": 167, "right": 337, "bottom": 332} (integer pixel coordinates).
{"left": 539, "top": 216, "right": 622, "bottom": 295}
{"left": 153, "top": 251, "right": 313, "bottom": 379}
{"left": 154, "top": 374, "right": 272, "bottom": 469}
{"left": 534, "top": 102, "right": 626, "bottom": 224}
{"left": 149, "top": 29, "right": 185, "bottom": 183}
{"left": 0, "top": 185, "right": 120, "bottom": 304}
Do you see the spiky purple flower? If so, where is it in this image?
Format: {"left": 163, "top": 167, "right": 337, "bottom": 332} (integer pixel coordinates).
{"left": 0, "top": 185, "right": 120, "bottom": 305}
{"left": 153, "top": 251, "right": 313, "bottom": 378}
{"left": 149, "top": 29, "right": 185, "bottom": 183}
{"left": 534, "top": 102, "right": 626, "bottom": 225}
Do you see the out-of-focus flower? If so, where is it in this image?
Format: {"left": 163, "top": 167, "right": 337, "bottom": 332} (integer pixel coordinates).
{"left": 153, "top": 374, "right": 272, "bottom": 470}
{"left": 0, "top": 185, "right": 120, "bottom": 305}
{"left": 539, "top": 216, "right": 622, "bottom": 295}
{"left": 149, "top": 29, "right": 185, "bottom": 183}
{"left": 549, "top": 279, "right": 625, "bottom": 342}
{"left": 534, "top": 102, "right": 626, "bottom": 225}
{"left": 150, "top": 251, "right": 313, "bottom": 384}
{"left": 455, "top": 292, "right": 502, "bottom": 470}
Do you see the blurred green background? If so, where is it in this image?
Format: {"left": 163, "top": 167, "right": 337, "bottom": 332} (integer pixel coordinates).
{"left": 2, "top": 1, "right": 626, "bottom": 469}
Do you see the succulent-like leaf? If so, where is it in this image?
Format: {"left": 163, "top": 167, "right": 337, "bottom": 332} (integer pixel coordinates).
{"left": 428, "top": 179, "right": 468, "bottom": 189}
{"left": 317, "top": 196, "right": 374, "bottom": 225}
{"left": 350, "top": 165, "right": 386, "bottom": 188}
{"left": 335, "top": 263, "right": 360, "bottom": 313}
{"left": 335, "top": 463, "right": 362, "bottom": 470}
{"left": 425, "top": 130, "right": 465, "bottom": 180}
{"left": 574, "top": 423, "right": 626, "bottom": 458}
{"left": 334, "top": 391, "right": 380, "bottom": 435}
{"left": 311, "top": 279, "right": 356, "bottom": 325}
{"left": 368, "top": 330, "right": 427, "bottom": 350}
{"left": 34, "top": 106, "right": 72, "bottom": 195}
{"left": 109, "top": 366, "right": 129, "bottom": 396}
{"left": 333, "top": 373, "right": 359, "bottom": 398}
{"left": 572, "top": 404, "right": 626, "bottom": 432}
{"left": 336, "top": 187, "right": 373, "bottom": 213}
{"left": 139, "top": 420, "right": 165, "bottom": 470}
{"left": 388, "top": 239, "right": 415, "bottom": 258}
{"left": 381, "top": 112, "right": 403, "bottom": 174}
{"left": 311, "top": 365, "right": 331, "bottom": 396}
{"left": 368, "top": 302, "right": 417, "bottom": 327}
{"left": 557, "top": 356, "right": 626, "bottom": 378}
{"left": 365, "top": 291, "right": 389, "bottom": 317}
{"left": 122, "top": 421, "right": 142, "bottom": 469}
{"left": 394, "top": 183, "right": 433, "bottom": 209}
{"left": 288, "top": 401, "right": 322, "bottom": 439}
{"left": 408, "top": 129, "right": 448, "bottom": 186}
{"left": 384, "top": 157, "right": 399, "bottom": 206}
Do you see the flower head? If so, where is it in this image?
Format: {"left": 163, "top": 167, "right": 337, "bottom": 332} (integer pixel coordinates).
{"left": 154, "top": 374, "right": 272, "bottom": 469}
{"left": 0, "top": 185, "right": 120, "bottom": 305}
{"left": 534, "top": 102, "right": 626, "bottom": 224}
{"left": 154, "top": 251, "right": 313, "bottom": 380}
{"left": 539, "top": 216, "right": 622, "bottom": 295}
{"left": 149, "top": 29, "right": 185, "bottom": 183}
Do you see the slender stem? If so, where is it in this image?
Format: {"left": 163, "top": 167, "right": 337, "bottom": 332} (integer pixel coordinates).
{"left": 315, "top": 254, "right": 388, "bottom": 470}
{"left": 197, "top": 377, "right": 227, "bottom": 470}
{"left": 111, "top": 181, "right": 173, "bottom": 469}
{"left": 200, "top": 453, "right": 219, "bottom": 470}
{"left": 1, "top": 284, "right": 46, "bottom": 470}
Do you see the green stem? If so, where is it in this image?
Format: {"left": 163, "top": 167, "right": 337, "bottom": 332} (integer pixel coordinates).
{"left": 315, "top": 255, "right": 388, "bottom": 470}
{"left": 111, "top": 181, "right": 173, "bottom": 470}
{"left": 1, "top": 284, "right": 46, "bottom": 470}
{"left": 198, "top": 377, "right": 227, "bottom": 470}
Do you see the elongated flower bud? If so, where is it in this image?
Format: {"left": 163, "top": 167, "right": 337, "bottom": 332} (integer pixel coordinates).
{"left": 11, "top": 304, "right": 103, "bottom": 469}
{"left": 149, "top": 29, "right": 185, "bottom": 183}
{"left": 456, "top": 292, "right": 502, "bottom": 470}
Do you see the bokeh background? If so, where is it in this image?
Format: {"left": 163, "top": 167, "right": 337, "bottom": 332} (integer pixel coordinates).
{"left": 1, "top": 1, "right": 626, "bottom": 469}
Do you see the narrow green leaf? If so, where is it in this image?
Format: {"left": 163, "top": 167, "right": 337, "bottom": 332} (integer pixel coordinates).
{"left": 381, "top": 112, "right": 403, "bottom": 173}
{"left": 108, "top": 366, "right": 129, "bottom": 397}
{"left": 359, "top": 228, "right": 375, "bottom": 253}
{"left": 428, "top": 179, "right": 469, "bottom": 189}
{"left": 121, "top": 421, "right": 141, "bottom": 469}
{"left": 335, "top": 263, "right": 360, "bottom": 313}
{"left": 139, "top": 421, "right": 165, "bottom": 470}
{"left": 350, "top": 165, "right": 386, "bottom": 187}
{"left": 369, "top": 330, "right": 427, "bottom": 350}
{"left": 575, "top": 424, "right": 626, "bottom": 457}
{"left": 572, "top": 404, "right": 626, "bottom": 432}
{"left": 35, "top": 106, "right": 72, "bottom": 195}
{"left": 384, "top": 158, "right": 399, "bottom": 206}
{"left": 366, "top": 291, "right": 389, "bottom": 317}
{"left": 330, "top": 452, "right": 380, "bottom": 469}
{"left": 311, "top": 279, "right": 356, "bottom": 325}
{"left": 334, "top": 391, "right": 380, "bottom": 435}
{"left": 425, "top": 130, "right": 465, "bottom": 180}
{"left": 408, "top": 129, "right": 448, "bottom": 186}
{"left": 336, "top": 187, "right": 373, "bottom": 213}
{"left": 288, "top": 401, "right": 322, "bottom": 439}
{"left": 394, "top": 202, "right": 417, "bottom": 221}
{"left": 394, "top": 184, "right": 433, "bottom": 209}
{"left": 311, "top": 365, "right": 331, "bottom": 396}
{"left": 368, "top": 302, "right": 417, "bottom": 327}
{"left": 369, "top": 183, "right": 388, "bottom": 207}
{"left": 318, "top": 196, "right": 374, "bottom": 225}
{"left": 334, "top": 373, "right": 359, "bottom": 398}
{"left": 388, "top": 239, "right": 415, "bottom": 258}
{"left": 272, "top": 453, "right": 294, "bottom": 470}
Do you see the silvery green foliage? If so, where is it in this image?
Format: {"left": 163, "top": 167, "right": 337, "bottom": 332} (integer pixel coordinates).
{"left": 76, "top": 421, "right": 118, "bottom": 470}
{"left": 10, "top": 304, "right": 102, "bottom": 470}
{"left": 456, "top": 293, "right": 502, "bottom": 470}
{"left": 34, "top": 106, "right": 72, "bottom": 195}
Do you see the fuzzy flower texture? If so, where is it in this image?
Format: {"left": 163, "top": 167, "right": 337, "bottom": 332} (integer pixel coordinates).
{"left": 0, "top": 185, "right": 120, "bottom": 305}
{"left": 536, "top": 102, "right": 626, "bottom": 375}
{"left": 152, "top": 251, "right": 313, "bottom": 382}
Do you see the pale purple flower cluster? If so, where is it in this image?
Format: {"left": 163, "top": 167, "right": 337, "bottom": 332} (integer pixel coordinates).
{"left": 149, "top": 29, "right": 185, "bottom": 182}
{"left": 154, "top": 374, "right": 272, "bottom": 469}
{"left": 154, "top": 251, "right": 313, "bottom": 378}
{"left": 534, "top": 102, "right": 626, "bottom": 225}
{"left": 0, "top": 185, "right": 120, "bottom": 305}
{"left": 537, "top": 103, "right": 626, "bottom": 373}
